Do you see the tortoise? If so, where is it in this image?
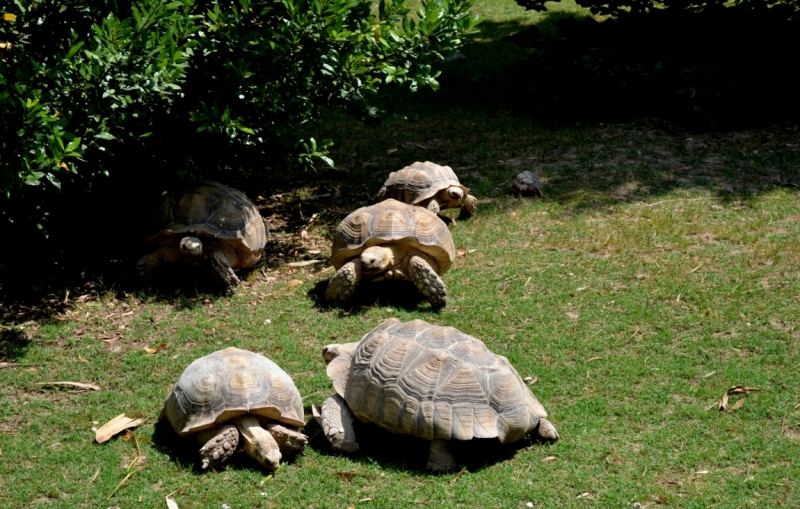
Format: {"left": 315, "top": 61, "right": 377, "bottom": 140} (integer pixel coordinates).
{"left": 376, "top": 161, "right": 477, "bottom": 221}
{"left": 325, "top": 199, "right": 455, "bottom": 309}
{"left": 511, "top": 171, "right": 543, "bottom": 197}
{"left": 159, "top": 347, "right": 307, "bottom": 471}
{"left": 312, "top": 318, "right": 558, "bottom": 472}
{"left": 136, "top": 181, "right": 268, "bottom": 295}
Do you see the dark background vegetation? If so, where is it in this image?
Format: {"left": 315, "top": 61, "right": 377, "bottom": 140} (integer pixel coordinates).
{"left": 1, "top": 0, "right": 798, "bottom": 306}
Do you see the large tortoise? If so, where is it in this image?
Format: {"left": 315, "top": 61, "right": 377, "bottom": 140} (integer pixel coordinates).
{"left": 137, "top": 181, "right": 268, "bottom": 295}
{"left": 376, "top": 161, "right": 477, "bottom": 221}
{"left": 325, "top": 199, "right": 455, "bottom": 309}
{"left": 511, "top": 171, "right": 543, "bottom": 197}
{"left": 160, "top": 347, "right": 307, "bottom": 471}
{"left": 312, "top": 318, "right": 558, "bottom": 472}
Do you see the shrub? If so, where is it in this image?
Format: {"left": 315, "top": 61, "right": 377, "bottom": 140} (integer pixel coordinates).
{"left": 0, "top": 0, "right": 479, "bottom": 234}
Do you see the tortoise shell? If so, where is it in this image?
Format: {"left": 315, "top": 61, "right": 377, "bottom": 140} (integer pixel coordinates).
{"left": 511, "top": 171, "right": 543, "bottom": 197}
{"left": 331, "top": 199, "right": 455, "bottom": 273}
{"left": 162, "top": 347, "right": 304, "bottom": 437}
{"left": 152, "top": 181, "right": 268, "bottom": 268}
{"left": 326, "top": 318, "right": 548, "bottom": 444}
{"left": 376, "top": 161, "right": 469, "bottom": 205}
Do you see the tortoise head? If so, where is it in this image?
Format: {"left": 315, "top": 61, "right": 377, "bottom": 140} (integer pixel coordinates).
{"left": 445, "top": 185, "right": 464, "bottom": 201}
{"left": 179, "top": 236, "right": 203, "bottom": 257}
{"left": 360, "top": 245, "right": 397, "bottom": 273}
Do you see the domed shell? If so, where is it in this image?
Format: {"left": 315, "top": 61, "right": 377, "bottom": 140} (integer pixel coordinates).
{"left": 153, "top": 181, "right": 268, "bottom": 266}
{"left": 326, "top": 318, "right": 548, "bottom": 444}
{"left": 331, "top": 199, "right": 455, "bottom": 273}
{"left": 377, "top": 161, "right": 469, "bottom": 205}
{"left": 163, "top": 347, "right": 304, "bottom": 437}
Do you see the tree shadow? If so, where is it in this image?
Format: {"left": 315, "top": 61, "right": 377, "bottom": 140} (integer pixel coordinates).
{"left": 304, "top": 413, "right": 552, "bottom": 474}
{"left": 0, "top": 328, "right": 32, "bottom": 362}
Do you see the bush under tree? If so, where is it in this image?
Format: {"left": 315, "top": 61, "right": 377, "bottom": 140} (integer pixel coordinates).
{"left": 0, "top": 0, "right": 479, "bottom": 238}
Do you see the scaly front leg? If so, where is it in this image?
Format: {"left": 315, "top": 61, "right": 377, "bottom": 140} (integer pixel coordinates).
{"left": 325, "top": 259, "right": 362, "bottom": 306}
{"left": 408, "top": 255, "right": 447, "bottom": 309}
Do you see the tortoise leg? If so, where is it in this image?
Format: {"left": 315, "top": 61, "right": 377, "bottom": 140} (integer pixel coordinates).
{"left": 325, "top": 259, "right": 362, "bottom": 306}
{"left": 209, "top": 249, "right": 240, "bottom": 296}
{"left": 264, "top": 423, "right": 308, "bottom": 455}
{"left": 426, "top": 200, "right": 440, "bottom": 215}
{"left": 236, "top": 416, "right": 282, "bottom": 470}
{"left": 535, "top": 418, "right": 559, "bottom": 443}
{"left": 408, "top": 255, "right": 447, "bottom": 309}
{"left": 312, "top": 394, "right": 360, "bottom": 453}
{"left": 459, "top": 194, "right": 477, "bottom": 219}
{"left": 136, "top": 247, "right": 179, "bottom": 279}
{"left": 197, "top": 424, "right": 240, "bottom": 470}
{"left": 426, "top": 439, "right": 457, "bottom": 473}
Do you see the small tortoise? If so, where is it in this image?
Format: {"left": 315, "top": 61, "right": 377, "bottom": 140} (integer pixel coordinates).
{"left": 160, "top": 347, "right": 307, "bottom": 471}
{"left": 312, "top": 318, "right": 558, "bottom": 472}
{"left": 511, "top": 171, "right": 543, "bottom": 197}
{"left": 376, "top": 161, "right": 477, "bottom": 221}
{"left": 137, "top": 181, "right": 268, "bottom": 295}
{"left": 325, "top": 199, "right": 455, "bottom": 309}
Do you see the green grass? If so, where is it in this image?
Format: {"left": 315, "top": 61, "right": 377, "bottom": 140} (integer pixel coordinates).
{"left": 3, "top": 0, "right": 800, "bottom": 507}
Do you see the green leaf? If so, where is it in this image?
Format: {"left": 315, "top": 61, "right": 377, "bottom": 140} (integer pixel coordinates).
{"left": 94, "top": 132, "right": 117, "bottom": 141}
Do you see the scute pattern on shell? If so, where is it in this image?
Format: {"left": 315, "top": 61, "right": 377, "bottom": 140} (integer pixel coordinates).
{"left": 163, "top": 347, "right": 304, "bottom": 437}
{"left": 327, "top": 319, "right": 548, "bottom": 444}
{"left": 156, "top": 181, "right": 267, "bottom": 258}
{"left": 331, "top": 199, "right": 455, "bottom": 272}
{"left": 377, "top": 161, "right": 468, "bottom": 205}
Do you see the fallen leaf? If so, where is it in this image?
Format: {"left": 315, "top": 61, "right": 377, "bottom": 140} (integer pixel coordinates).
{"left": 144, "top": 343, "right": 167, "bottom": 355}
{"left": 524, "top": 376, "right": 538, "bottom": 385}
{"left": 36, "top": 381, "right": 100, "bottom": 391}
{"left": 335, "top": 471, "right": 357, "bottom": 480}
{"left": 386, "top": 148, "right": 398, "bottom": 154}
{"left": 586, "top": 356, "right": 603, "bottom": 362}
{"left": 286, "top": 260, "right": 323, "bottom": 267}
{"left": 287, "top": 279, "right": 304, "bottom": 287}
{"left": 456, "top": 247, "right": 467, "bottom": 257}
{"left": 78, "top": 356, "right": 89, "bottom": 363}
{"left": 695, "top": 469, "right": 709, "bottom": 475}
{"left": 88, "top": 467, "right": 100, "bottom": 483}
{"left": 95, "top": 414, "right": 144, "bottom": 444}
{"left": 4, "top": 13, "right": 17, "bottom": 21}
{"left": 717, "top": 385, "right": 763, "bottom": 412}
{"left": 166, "top": 496, "right": 180, "bottom": 509}
{"left": 541, "top": 455, "right": 558, "bottom": 462}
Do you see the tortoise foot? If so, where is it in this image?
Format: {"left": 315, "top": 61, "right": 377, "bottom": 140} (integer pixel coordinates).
{"left": 409, "top": 255, "right": 447, "bottom": 309}
{"left": 198, "top": 424, "right": 239, "bottom": 470}
{"left": 325, "top": 260, "right": 361, "bottom": 306}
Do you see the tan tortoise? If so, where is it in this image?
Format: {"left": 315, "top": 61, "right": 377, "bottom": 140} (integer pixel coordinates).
{"left": 160, "top": 347, "right": 307, "bottom": 471}
{"left": 312, "top": 318, "right": 559, "bottom": 472}
{"left": 376, "top": 161, "right": 477, "bottom": 221}
{"left": 325, "top": 199, "right": 455, "bottom": 309}
{"left": 137, "top": 181, "right": 268, "bottom": 295}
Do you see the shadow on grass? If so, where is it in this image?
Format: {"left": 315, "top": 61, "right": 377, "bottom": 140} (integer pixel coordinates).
{"left": 308, "top": 279, "right": 442, "bottom": 315}
{"left": 304, "top": 413, "right": 551, "bottom": 474}
{"left": 0, "top": 328, "right": 32, "bottom": 362}
{"left": 151, "top": 418, "right": 304, "bottom": 475}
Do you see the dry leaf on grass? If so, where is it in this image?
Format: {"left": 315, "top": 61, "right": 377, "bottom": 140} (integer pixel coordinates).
{"left": 36, "top": 381, "right": 100, "bottom": 391}
{"left": 144, "top": 343, "right": 167, "bottom": 354}
{"left": 456, "top": 247, "right": 467, "bottom": 257}
{"left": 287, "top": 279, "right": 305, "bottom": 288}
{"left": 286, "top": 260, "right": 323, "bottom": 267}
{"left": 95, "top": 414, "right": 144, "bottom": 443}
{"left": 541, "top": 455, "right": 558, "bottom": 462}
{"left": 715, "top": 385, "right": 763, "bottom": 412}
{"left": 335, "top": 471, "right": 356, "bottom": 481}
{"left": 166, "top": 496, "right": 180, "bottom": 509}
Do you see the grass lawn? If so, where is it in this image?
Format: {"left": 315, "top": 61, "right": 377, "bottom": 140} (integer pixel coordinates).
{"left": 2, "top": 0, "right": 800, "bottom": 507}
